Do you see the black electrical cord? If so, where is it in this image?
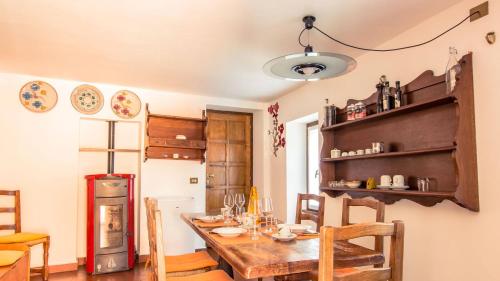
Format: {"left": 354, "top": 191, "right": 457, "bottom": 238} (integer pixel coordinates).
{"left": 298, "top": 12, "right": 478, "bottom": 52}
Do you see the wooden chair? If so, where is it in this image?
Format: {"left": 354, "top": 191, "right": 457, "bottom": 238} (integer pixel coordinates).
{"left": 317, "top": 221, "right": 404, "bottom": 281}
{"left": 342, "top": 198, "right": 385, "bottom": 267}
{"left": 295, "top": 193, "right": 325, "bottom": 232}
{"left": 274, "top": 193, "right": 325, "bottom": 281}
{"left": 144, "top": 197, "right": 232, "bottom": 281}
{"left": 0, "top": 190, "right": 50, "bottom": 280}
{"left": 0, "top": 244, "right": 30, "bottom": 281}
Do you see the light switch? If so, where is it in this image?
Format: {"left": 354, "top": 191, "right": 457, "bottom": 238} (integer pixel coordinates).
{"left": 190, "top": 177, "right": 198, "bottom": 184}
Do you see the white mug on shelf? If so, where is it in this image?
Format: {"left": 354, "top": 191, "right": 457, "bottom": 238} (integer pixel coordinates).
{"left": 393, "top": 175, "right": 405, "bottom": 187}
{"left": 331, "top": 149, "right": 341, "bottom": 158}
{"left": 356, "top": 149, "right": 364, "bottom": 155}
{"left": 365, "top": 148, "right": 373, "bottom": 155}
{"left": 380, "top": 175, "right": 392, "bottom": 187}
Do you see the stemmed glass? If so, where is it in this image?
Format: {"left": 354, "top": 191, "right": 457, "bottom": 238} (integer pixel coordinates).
{"left": 235, "top": 193, "right": 246, "bottom": 217}
{"left": 259, "top": 197, "right": 274, "bottom": 233}
{"left": 223, "top": 193, "right": 234, "bottom": 224}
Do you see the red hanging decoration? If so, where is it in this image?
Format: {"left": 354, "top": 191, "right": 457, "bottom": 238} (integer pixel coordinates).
{"left": 268, "top": 102, "right": 286, "bottom": 156}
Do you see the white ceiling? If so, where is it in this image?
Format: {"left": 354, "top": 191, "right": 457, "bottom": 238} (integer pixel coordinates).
{"left": 0, "top": 0, "right": 462, "bottom": 101}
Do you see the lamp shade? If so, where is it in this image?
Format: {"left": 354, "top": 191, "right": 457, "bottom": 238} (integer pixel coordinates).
{"left": 263, "top": 51, "right": 357, "bottom": 81}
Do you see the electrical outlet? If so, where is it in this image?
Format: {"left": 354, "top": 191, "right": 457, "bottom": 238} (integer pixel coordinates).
{"left": 470, "top": 1, "right": 489, "bottom": 22}
{"left": 190, "top": 177, "right": 198, "bottom": 184}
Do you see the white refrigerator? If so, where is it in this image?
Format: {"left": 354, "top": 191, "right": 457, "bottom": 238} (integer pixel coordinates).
{"left": 157, "top": 196, "right": 197, "bottom": 255}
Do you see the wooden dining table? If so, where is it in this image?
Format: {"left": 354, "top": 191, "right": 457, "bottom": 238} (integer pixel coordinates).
{"left": 181, "top": 213, "right": 385, "bottom": 279}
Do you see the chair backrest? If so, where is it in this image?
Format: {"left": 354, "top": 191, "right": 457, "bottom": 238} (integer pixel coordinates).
{"left": 342, "top": 198, "right": 385, "bottom": 264}
{"left": 0, "top": 190, "right": 21, "bottom": 233}
{"left": 295, "top": 193, "right": 325, "bottom": 232}
{"left": 318, "top": 221, "right": 404, "bottom": 281}
{"left": 144, "top": 197, "right": 167, "bottom": 281}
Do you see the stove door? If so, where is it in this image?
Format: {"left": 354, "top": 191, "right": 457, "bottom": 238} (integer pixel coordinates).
{"left": 94, "top": 197, "right": 128, "bottom": 255}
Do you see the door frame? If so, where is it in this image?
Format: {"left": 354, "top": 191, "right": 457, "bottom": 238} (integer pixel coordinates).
{"left": 205, "top": 110, "right": 254, "bottom": 211}
{"left": 306, "top": 120, "right": 319, "bottom": 210}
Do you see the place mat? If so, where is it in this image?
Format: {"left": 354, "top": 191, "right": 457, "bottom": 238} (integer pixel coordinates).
{"left": 208, "top": 232, "right": 272, "bottom": 245}
{"left": 296, "top": 233, "right": 319, "bottom": 240}
{"left": 264, "top": 230, "right": 319, "bottom": 240}
{"left": 193, "top": 220, "right": 239, "bottom": 228}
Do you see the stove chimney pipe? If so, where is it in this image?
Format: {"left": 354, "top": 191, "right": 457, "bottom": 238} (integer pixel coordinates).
{"left": 107, "top": 121, "right": 116, "bottom": 174}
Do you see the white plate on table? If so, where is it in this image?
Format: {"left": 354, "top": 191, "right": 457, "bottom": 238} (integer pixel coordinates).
{"left": 212, "top": 227, "right": 247, "bottom": 238}
{"left": 277, "top": 224, "right": 312, "bottom": 234}
{"left": 272, "top": 233, "right": 297, "bottom": 242}
{"left": 196, "top": 215, "right": 223, "bottom": 223}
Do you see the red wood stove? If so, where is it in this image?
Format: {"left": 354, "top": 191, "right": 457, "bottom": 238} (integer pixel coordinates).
{"left": 85, "top": 173, "right": 135, "bottom": 274}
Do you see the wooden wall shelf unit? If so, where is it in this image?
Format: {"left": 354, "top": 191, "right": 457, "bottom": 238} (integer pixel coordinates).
{"left": 144, "top": 104, "right": 207, "bottom": 163}
{"left": 320, "top": 53, "right": 479, "bottom": 211}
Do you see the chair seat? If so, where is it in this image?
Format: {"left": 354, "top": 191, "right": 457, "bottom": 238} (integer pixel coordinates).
{"left": 0, "top": 250, "right": 26, "bottom": 267}
{"left": 0, "top": 232, "right": 48, "bottom": 244}
{"left": 165, "top": 250, "right": 218, "bottom": 273}
{"left": 168, "top": 270, "right": 233, "bottom": 281}
{"left": 309, "top": 268, "right": 358, "bottom": 281}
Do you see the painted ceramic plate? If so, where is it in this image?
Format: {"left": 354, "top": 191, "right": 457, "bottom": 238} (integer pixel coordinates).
{"left": 19, "top": 81, "right": 58, "bottom": 113}
{"left": 70, "top": 84, "right": 104, "bottom": 114}
{"left": 111, "top": 90, "right": 141, "bottom": 119}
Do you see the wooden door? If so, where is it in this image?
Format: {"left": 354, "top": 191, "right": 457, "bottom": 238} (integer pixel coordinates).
{"left": 206, "top": 111, "right": 252, "bottom": 213}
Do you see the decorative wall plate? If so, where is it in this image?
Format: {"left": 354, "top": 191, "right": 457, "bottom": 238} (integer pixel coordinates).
{"left": 19, "top": 81, "right": 58, "bottom": 113}
{"left": 111, "top": 90, "right": 141, "bottom": 119}
{"left": 70, "top": 84, "right": 104, "bottom": 115}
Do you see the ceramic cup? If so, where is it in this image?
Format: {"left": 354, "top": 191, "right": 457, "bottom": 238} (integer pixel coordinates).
{"left": 348, "top": 151, "right": 356, "bottom": 156}
{"left": 393, "top": 175, "right": 405, "bottom": 187}
{"left": 356, "top": 149, "right": 364, "bottom": 155}
{"left": 341, "top": 152, "right": 348, "bottom": 157}
{"left": 173, "top": 153, "right": 180, "bottom": 159}
{"left": 365, "top": 148, "right": 373, "bottom": 154}
{"left": 380, "top": 175, "right": 392, "bottom": 186}
{"left": 331, "top": 149, "right": 341, "bottom": 158}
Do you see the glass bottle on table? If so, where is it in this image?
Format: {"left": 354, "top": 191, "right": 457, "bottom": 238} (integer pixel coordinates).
{"left": 247, "top": 186, "right": 260, "bottom": 223}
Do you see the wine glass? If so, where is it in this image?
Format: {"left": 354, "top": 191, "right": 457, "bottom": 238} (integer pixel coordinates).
{"left": 235, "top": 193, "right": 246, "bottom": 217}
{"left": 259, "top": 197, "right": 274, "bottom": 233}
{"left": 223, "top": 193, "right": 234, "bottom": 224}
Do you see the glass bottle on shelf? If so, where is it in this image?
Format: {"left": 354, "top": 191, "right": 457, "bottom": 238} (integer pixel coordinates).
{"left": 347, "top": 104, "right": 356, "bottom": 121}
{"left": 445, "top": 47, "right": 462, "bottom": 95}
{"left": 382, "top": 81, "right": 391, "bottom": 111}
{"left": 394, "top": 81, "right": 402, "bottom": 108}
{"left": 376, "top": 83, "right": 384, "bottom": 113}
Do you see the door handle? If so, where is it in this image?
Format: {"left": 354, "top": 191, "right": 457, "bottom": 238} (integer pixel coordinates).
{"left": 207, "top": 174, "right": 215, "bottom": 186}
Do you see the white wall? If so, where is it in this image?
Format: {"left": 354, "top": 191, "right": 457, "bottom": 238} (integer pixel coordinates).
{"left": 270, "top": 0, "right": 499, "bottom": 280}
{"left": 0, "top": 72, "right": 267, "bottom": 266}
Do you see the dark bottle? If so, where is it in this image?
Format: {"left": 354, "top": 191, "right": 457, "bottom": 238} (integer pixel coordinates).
{"left": 329, "top": 105, "right": 337, "bottom": 125}
{"left": 376, "top": 83, "right": 384, "bottom": 113}
{"left": 382, "top": 82, "right": 391, "bottom": 111}
{"left": 395, "top": 81, "right": 403, "bottom": 108}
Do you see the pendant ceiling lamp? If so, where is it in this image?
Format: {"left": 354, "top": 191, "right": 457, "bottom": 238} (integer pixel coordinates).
{"left": 264, "top": 16, "right": 356, "bottom": 81}
{"left": 264, "top": 10, "right": 483, "bottom": 81}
